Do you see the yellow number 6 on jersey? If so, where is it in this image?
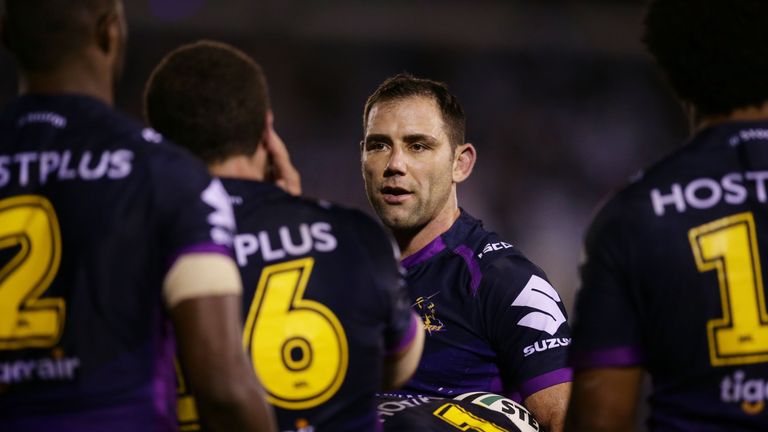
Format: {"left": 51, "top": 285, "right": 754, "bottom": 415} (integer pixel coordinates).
{"left": 243, "top": 257, "right": 348, "bottom": 410}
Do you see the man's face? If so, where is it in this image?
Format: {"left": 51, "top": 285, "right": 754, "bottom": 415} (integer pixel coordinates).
{"left": 362, "top": 96, "right": 456, "bottom": 232}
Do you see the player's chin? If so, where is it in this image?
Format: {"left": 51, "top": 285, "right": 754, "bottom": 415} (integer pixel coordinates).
{"left": 375, "top": 206, "right": 414, "bottom": 230}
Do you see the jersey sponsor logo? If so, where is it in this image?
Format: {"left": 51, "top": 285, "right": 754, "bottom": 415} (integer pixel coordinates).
{"left": 234, "top": 222, "right": 337, "bottom": 265}
{"left": 0, "top": 350, "right": 80, "bottom": 385}
{"left": 201, "top": 179, "right": 235, "bottom": 246}
{"left": 650, "top": 171, "right": 768, "bottom": 216}
{"left": 721, "top": 369, "right": 768, "bottom": 415}
{"left": 511, "top": 275, "right": 566, "bottom": 336}
{"left": 0, "top": 150, "right": 133, "bottom": 188}
{"left": 477, "top": 241, "right": 513, "bottom": 259}
{"left": 522, "top": 337, "right": 571, "bottom": 357}
{"left": 413, "top": 292, "right": 445, "bottom": 334}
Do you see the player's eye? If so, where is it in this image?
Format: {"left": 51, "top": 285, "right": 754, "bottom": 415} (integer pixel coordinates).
{"left": 367, "top": 141, "right": 388, "bottom": 151}
{"left": 410, "top": 142, "right": 428, "bottom": 152}
{"left": 365, "top": 141, "right": 387, "bottom": 151}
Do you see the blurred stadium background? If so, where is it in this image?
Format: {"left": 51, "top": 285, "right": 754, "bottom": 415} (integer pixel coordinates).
{"left": 0, "top": 0, "right": 687, "bottom": 318}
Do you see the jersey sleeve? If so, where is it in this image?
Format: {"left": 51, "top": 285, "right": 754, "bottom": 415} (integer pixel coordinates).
{"left": 479, "top": 256, "right": 572, "bottom": 400}
{"left": 352, "top": 211, "right": 417, "bottom": 356}
{"left": 150, "top": 142, "right": 236, "bottom": 267}
{"left": 569, "top": 198, "right": 646, "bottom": 369}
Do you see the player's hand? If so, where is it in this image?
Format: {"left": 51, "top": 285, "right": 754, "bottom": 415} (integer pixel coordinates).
{"left": 265, "top": 126, "right": 302, "bottom": 196}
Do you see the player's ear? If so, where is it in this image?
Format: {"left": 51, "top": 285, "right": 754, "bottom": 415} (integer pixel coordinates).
{"left": 452, "top": 142, "right": 476, "bottom": 183}
{"left": 95, "top": 8, "right": 122, "bottom": 57}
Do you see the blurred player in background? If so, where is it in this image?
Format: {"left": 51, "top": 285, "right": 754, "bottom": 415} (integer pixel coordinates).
{"left": 144, "top": 40, "right": 424, "bottom": 432}
{"left": 361, "top": 73, "right": 572, "bottom": 431}
{"left": 0, "top": 1, "right": 275, "bottom": 431}
{"left": 568, "top": 1, "right": 768, "bottom": 430}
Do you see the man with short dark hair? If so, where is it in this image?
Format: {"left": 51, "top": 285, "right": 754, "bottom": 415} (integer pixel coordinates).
{"left": 361, "top": 73, "right": 572, "bottom": 431}
{"left": 567, "top": 1, "right": 768, "bottom": 430}
{"left": 144, "top": 40, "right": 424, "bottom": 432}
{"left": 0, "top": 2, "right": 275, "bottom": 431}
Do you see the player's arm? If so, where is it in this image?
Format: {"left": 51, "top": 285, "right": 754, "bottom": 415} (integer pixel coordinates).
{"left": 525, "top": 382, "right": 570, "bottom": 432}
{"left": 382, "top": 312, "right": 425, "bottom": 390}
{"left": 480, "top": 256, "right": 572, "bottom": 432}
{"left": 166, "top": 253, "right": 277, "bottom": 432}
{"left": 352, "top": 210, "right": 425, "bottom": 391}
{"left": 566, "top": 199, "right": 644, "bottom": 432}
{"left": 566, "top": 368, "right": 643, "bottom": 432}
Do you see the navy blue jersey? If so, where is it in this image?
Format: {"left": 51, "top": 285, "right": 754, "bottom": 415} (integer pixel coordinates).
{"left": 398, "top": 210, "right": 571, "bottom": 401}
{"left": 571, "top": 122, "right": 768, "bottom": 430}
{"left": 0, "top": 95, "right": 235, "bottom": 431}
{"left": 187, "top": 178, "right": 417, "bottom": 432}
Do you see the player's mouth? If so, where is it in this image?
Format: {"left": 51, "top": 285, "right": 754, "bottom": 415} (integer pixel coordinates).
{"left": 380, "top": 186, "right": 412, "bottom": 204}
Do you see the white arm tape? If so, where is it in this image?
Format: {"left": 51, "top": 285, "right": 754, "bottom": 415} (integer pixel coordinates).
{"left": 163, "top": 253, "right": 242, "bottom": 308}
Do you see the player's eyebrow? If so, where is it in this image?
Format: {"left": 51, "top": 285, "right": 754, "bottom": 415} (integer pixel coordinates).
{"left": 363, "top": 134, "right": 392, "bottom": 145}
{"left": 403, "top": 134, "right": 439, "bottom": 146}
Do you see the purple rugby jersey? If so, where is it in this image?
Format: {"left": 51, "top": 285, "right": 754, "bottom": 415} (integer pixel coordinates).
{"left": 0, "top": 95, "right": 235, "bottom": 431}
{"left": 397, "top": 210, "right": 572, "bottom": 401}
{"left": 571, "top": 121, "right": 768, "bottom": 431}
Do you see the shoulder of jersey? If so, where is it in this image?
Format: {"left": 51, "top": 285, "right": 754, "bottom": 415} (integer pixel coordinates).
{"left": 464, "top": 226, "right": 527, "bottom": 267}
{"left": 452, "top": 223, "right": 552, "bottom": 290}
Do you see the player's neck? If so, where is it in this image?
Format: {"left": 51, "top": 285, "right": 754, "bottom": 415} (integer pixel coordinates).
{"left": 395, "top": 193, "right": 461, "bottom": 260}
{"left": 209, "top": 154, "right": 266, "bottom": 182}
{"left": 19, "top": 56, "right": 115, "bottom": 106}
{"left": 695, "top": 101, "right": 768, "bottom": 131}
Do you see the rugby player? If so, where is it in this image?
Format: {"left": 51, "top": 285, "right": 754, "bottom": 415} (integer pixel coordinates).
{"left": 144, "top": 40, "right": 424, "bottom": 432}
{"left": 568, "top": 1, "right": 768, "bottom": 430}
{"left": 361, "top": 73, "right": 572, "bottom": 432}
{"left": 0, "top": 1, "right": 276, "bottom": 431}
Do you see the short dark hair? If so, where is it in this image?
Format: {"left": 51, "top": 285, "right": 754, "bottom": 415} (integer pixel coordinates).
{"left": 2, "top": 0, "right": 117, "bottom": 71}
{"left": 363, "top": 73, "right": 466, "bottom": 147}
{"left": 144, "top": 40, "right": 271, "bottom": 164}
{"left": 643, "top": 0, "right": 768, "bottom": 116}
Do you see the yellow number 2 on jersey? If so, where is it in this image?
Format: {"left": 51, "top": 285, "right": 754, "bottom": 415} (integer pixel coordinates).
{"left": 0, "top": 195, "right": 64, "bottom": 350}
{"left": 689, "top": 211, "right": 768, "bottom": 366}
{"left": 243, "top": 257, "right": 348, "bottom": 410}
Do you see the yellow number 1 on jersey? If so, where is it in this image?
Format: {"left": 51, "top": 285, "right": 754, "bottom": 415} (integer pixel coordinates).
{"left": 0, "top": 195, "right": 65, "bottom": 350}
{"left": 242, "top": 257, "right": 348, "bottom": 410}
{"left": 689, "top": 211, "right": 768, "bottom": 366}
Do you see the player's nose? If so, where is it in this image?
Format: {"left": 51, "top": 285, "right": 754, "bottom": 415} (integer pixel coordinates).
{"left": 384, "top": 145, "right": 407, "bottom": 176}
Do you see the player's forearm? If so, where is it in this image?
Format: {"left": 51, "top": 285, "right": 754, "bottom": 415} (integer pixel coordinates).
{"left": 525, "top": 382, "right": 570, "bottom": 432}
{"left": 170, "top": 294, "right": 277, "bottom": 432}
{"left": 196, "top": 381, "right": 276, "bottom": 432}
{"left": 565, "top": 368, "right": 642, "bottom": 432}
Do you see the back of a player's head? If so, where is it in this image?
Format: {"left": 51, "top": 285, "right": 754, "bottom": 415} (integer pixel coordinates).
{"left": 2, "top": 0, "right": 119, "bottom": 72}
{"left": 643, "top": 0, "right": 768, "bottom": 116}
{"left": 364, "top": 73, "right": 466, "bottom": 148}
{"left": 144, "top": 40, "right": 271, "bottom": 164}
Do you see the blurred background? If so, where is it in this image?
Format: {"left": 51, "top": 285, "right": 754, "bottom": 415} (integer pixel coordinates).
{"left": 0, "top": 0, "right": 686, "bottom": 332}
